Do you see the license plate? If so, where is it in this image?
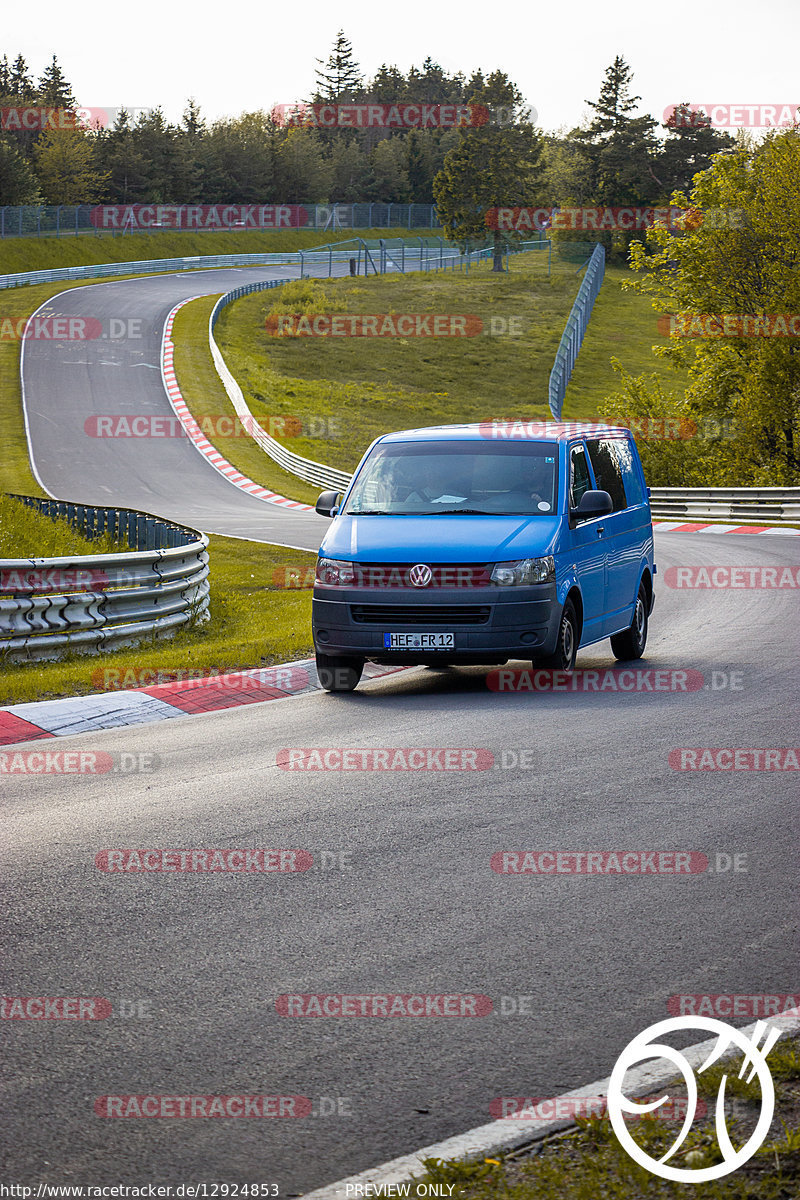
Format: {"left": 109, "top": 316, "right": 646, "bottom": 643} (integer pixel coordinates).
{"left": 384, "top": 632, "right": 455, "bottom": 650}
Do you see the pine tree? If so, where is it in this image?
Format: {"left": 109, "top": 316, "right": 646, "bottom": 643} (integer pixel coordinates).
{"left": 37, "top": 55, "right": 76, "bottom": 107}
{"left": 434, "top": 73, "right": 542, "bottom": 270}
{"left": 656, "top": 104, "right": 736, "bottom": 194}
{"left": 574, "top": 56, "right": 659, "bottom": 206}
{"left": 9, "top": 54, "right": 35, "bottom": 101}
{"left": 313, "top": 31, "right": 363, "bottom": 102}
{"left": 0, "top": 134, "right": 41, "bottom": 203}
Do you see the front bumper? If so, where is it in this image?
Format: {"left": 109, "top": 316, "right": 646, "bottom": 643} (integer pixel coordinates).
{"left": 312, "top": 583, "right": 561, "bottom": 664}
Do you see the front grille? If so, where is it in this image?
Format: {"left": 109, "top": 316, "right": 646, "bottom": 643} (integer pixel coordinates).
{"left": 350, "top": 604, "right": 491, "bottom": 626}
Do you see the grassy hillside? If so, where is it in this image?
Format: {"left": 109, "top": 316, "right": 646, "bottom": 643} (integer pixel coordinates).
{"left": 0, "top": 227, "right": 436, "bottom": 276}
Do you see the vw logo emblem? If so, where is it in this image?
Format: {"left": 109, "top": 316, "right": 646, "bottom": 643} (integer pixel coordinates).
{"left": 408, "top": 563, "right": 433, "bottom": 588}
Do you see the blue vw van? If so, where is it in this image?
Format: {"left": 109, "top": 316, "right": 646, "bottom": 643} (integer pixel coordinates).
{"left": 312, "top": 424, "right": 655, "bottom": 691}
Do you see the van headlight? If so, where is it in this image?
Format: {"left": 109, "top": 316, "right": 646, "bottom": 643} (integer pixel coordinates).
{"left": 491, "top": 556, "right": 555, "bottom": 586}
{"left": 315, "top": 557, "right": 356, "bottom": 585}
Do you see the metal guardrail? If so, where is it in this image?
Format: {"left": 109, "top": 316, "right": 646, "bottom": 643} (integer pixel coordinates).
{"left": 0, "top": 496, "right": 209, "bottom": 662}
{"left": 548, "top": 243, "right": 606, "bottom": 420}
{"left": 648, "top": 487, "right": 800, "bottom": 523}
{"left": 208, "top": 284, "right": 353, "bottom": 493}
{"left": 204, "top": 238, "right": 533, "bottom": 492}
{"left": 0, "top": 237, "right": 490, "bottom": 292}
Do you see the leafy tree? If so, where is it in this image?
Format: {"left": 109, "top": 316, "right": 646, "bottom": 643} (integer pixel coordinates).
{"left": 434, "top": 72, "right": 543, "bottom": 270}
{"left": 0, "top": 134, "right": 41, "bottom": 203}
{"left": 611, "top": 128, "right": 800, "bottom": 484}
{"left": 405, "top": 130, "right": 433, "bottom": 202}
{"left": 275, "top": 127, "right": 332, "bottom": 202}
{"left": 97, "top": 109, "right": 154, "bottom": 202}
{"left": 199, "top": 112, "right": 276, "bottom": 202}
{"left": 33, "top": 127, "right": 108, "bottom": 203}
{"left": 369, "top": 136, "right": 410, "bottom": 202}
{"left": 328, "top": 138, "right": 371, "bottom": 201}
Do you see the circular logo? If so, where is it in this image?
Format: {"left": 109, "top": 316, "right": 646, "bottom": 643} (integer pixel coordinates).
{"left": 408, "top": 564, "right": 433, "bottom": 588}
{"left": 607, "top": 1016, "right": 777, "bottom": 1183}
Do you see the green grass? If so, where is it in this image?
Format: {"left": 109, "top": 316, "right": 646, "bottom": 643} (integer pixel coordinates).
{"left": 416, "top": 1035, "right": 800, "bottom": 1200}
{"left": 0, "top": 227, "right": 437, "bottom": 277}
{"left": 171, "top": 298, "right": 321, "bottom": 506}
{"left": 212, "top": 250, "right": 588, "bottom": 474}
{"left": 563, "top": 266, "right": 689, "bottom": 418}
{"left": 0, "top": 494, "right": 130, "bottom": 557}
{"left": 0, "top": 534, "right": 316, "bottom": 706}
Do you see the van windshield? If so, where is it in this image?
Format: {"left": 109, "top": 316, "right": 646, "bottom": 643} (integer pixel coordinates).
{"left": 344, "top": 441, "right": 559, "bottom": 516}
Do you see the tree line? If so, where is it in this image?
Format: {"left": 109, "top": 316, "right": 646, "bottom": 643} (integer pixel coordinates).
{"left": 0, "top": 38, "right": 735, "bottom": 211}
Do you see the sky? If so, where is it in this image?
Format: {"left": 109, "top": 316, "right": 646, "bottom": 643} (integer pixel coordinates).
{"left": 3, "top": 0, "right": 799, "bottom": 134}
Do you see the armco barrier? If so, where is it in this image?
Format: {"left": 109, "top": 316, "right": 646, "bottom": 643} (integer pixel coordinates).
{"left": 1, "top": 496, "right": 209, "bottom": 662}
{"left": 548, "top": 243, "right": 606, "bottom": 420}
{"left": 208, "top": 282, "right": 353, "bottom": 493}
{"left": 648, "top": 487, "right": 800, "bottom": 523}
{"left": 0, "top": 236, "right": 495, "bottom": 292}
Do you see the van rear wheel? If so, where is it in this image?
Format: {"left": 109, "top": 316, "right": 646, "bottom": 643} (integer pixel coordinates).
{"left": 315, "top": 652, "right": 364, "bottom": 692}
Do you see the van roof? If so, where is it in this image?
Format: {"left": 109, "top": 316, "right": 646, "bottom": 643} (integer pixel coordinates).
{"left": 378, "top": 422, "right": 632, "bottom": 444}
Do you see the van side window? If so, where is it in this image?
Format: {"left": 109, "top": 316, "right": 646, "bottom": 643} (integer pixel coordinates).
{"left": 570, "top": 446, "right": 592, "bottom": 508}
{"left": 585, "top": 439, "right": 627, "bottom": 511}
{"left": 615, "top": 437, "right": 646, "bottom": 506}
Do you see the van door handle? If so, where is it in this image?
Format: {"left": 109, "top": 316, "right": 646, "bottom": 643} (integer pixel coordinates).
{"left": 597, "top": 526, "right": 605, "bottom": 535}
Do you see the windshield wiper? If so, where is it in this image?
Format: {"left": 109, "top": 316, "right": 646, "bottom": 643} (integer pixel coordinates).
{"left": 418, "top": 508, "right": 495, "bottom": 515}
{"left": 348, "top": 509, "right": 391, "bottom": 515}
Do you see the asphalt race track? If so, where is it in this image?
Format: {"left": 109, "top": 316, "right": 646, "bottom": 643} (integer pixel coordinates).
{"left": 20, "top": 265, "right": 335, "bottom": 548}
{"left": 4, "top": 265, "right": 799, "bottom": 1193}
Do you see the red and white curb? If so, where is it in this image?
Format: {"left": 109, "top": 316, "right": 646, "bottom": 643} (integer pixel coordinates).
{"left": 0, "top": 660, "right": 409, "bottom": 747}
{"left": 300, "top": 1010, "right": 800, "bottom": 1198}
{"left": 160, "top": 299, "right": 314, "bottom": 511}
{"left": 654, "top": 520, "right": 799, "bottom": 536}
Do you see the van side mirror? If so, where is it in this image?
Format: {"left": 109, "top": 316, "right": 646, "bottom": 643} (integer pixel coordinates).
{"left": 571, "top": 489, "right": 613, "bottom": 521}
{"left": 316, "top": 490, "right": 342, "bottom": 518}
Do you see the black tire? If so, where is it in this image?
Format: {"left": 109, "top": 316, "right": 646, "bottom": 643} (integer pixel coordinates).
{"left": 610, "top": 582, "right": 648, "bottom": 661}
{"left": 315, "top": 652, "right": 364, "bottom": 693}
{"left": 537, "top": 599, "right": 578, "bottom": 671}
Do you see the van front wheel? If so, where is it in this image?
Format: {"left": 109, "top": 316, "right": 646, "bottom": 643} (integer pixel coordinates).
{"left": 610, "top": 583, "right": 648, "bottom": 661}
{"left": 316, "top": 652, "right": 364, "bottom": 692}
{"left": 536, "top": 599, "right": 578, "bottom": 672}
